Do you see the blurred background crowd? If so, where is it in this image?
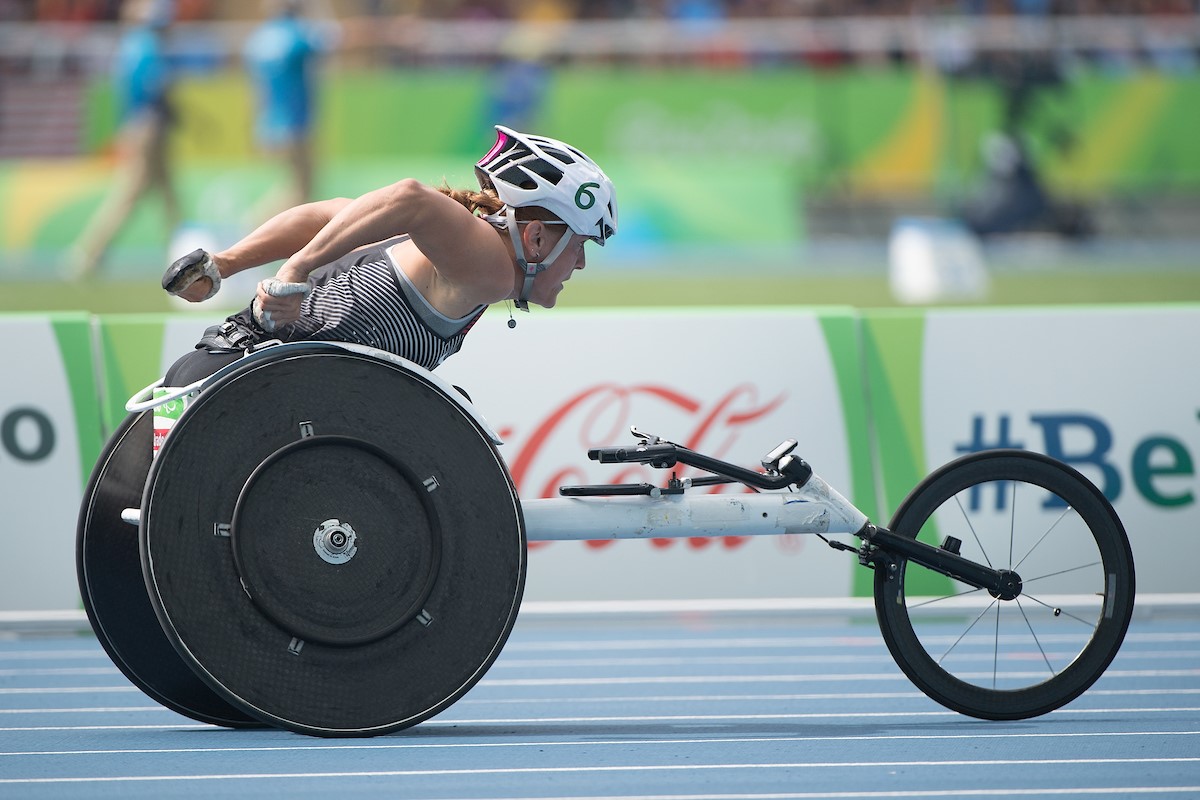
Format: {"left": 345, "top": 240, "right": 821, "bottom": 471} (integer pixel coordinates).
{"left": 5, "top": 1, "right": 1199, "bottom": 70}
{"left": 8, "top": 0, "right": 1200, "bottom": 23}
{"left": 0, "top": 0, "right": 1197, "bottom": 308}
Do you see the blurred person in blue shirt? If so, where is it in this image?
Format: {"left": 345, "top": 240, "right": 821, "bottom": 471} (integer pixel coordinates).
{"left": 74, "top": 0, "right": 179, "bottom": 277}
{"left": 243, "top": 0, "right": 335, "bottom": 220}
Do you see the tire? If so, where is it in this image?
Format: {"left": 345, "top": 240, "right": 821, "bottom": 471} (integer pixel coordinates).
{"left": 76, "top": 411, "right": 262, "bottom": 728}
{"left": 141, "top": 343, "right": 527, "bottom": 736}
{"left": 874, "top": 449, "right": 1135, "bottom": 720}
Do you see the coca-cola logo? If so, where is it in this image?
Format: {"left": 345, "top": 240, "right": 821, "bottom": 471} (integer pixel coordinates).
{"left": 500, "top": 382, "right": 789, "bottom": 551}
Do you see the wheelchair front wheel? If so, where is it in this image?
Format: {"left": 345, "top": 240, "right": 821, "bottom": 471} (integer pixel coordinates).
{"left": 874, "top": 449, "right": 1135, "bottom": 720}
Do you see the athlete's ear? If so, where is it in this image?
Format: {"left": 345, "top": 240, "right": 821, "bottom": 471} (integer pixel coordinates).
{"left": 520, "top": 220, "right": 546, "bottom": 254}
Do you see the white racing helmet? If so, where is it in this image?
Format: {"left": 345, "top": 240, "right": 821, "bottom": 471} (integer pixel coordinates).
{"left": 475, "top": 125, "right": 617, "bottom": 310}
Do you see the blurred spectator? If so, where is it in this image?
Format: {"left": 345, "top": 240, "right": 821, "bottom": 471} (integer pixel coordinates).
{"left": 481, "top": 2, "right": 564, "bottom": 130}
{"left": 957, "top": 131, "right": 1093, "bottom": 239}
{"left": 34, "top": 0, "right": 119, "bottom": 22}
{"left": 668, "top": 0, "right": 745, "bottom": 67}
{"left": 1012, "top": 0, "right": 1052, "bottom": 14}
{"left": 668, "top": 0, "right": 725, "bottom": 26}
{"left": 243, "top": 0, "right": 336, "bottom": 220}
{"left": 73, "top": 0, "right": 180, "bottom": 277}
{"left": 1143, "top": 0, "right": 1198, "bottom": 74}
{"left": 959, "top": 132, "right": 1050, "bottom": 236}
{"left": 0, "top": 1, "right": 26, "bottom": 21}
{"left": 485, "top": 49, "right": 550, "bottom": 133}
{"left": 5, "top": 0, "right": 1198, "bottom": 78}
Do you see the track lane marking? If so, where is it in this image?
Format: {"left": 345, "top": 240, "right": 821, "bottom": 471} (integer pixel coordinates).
{"left": 1, "top": 757, "right": 1199, "bottom": 785}
{"left": 2, "top": 729, "right": 1198, "bottom": 758}
{"left": 3, "top": 707, "right": 1200, "bottom": 732}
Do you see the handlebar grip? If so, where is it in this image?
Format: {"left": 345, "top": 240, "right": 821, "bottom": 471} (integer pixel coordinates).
{"left": 588, "top": 443, "right": 678, "bottom": 464}
{"left": 587, "top": 439, "right": 802, "bottom": 491}
{"left": 588, "top": 447, "right": 632, "bottom": 463}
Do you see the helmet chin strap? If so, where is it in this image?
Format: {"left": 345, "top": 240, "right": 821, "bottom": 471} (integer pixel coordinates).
{"left": 492, "top": 205, "right": 573, "bottom": 312}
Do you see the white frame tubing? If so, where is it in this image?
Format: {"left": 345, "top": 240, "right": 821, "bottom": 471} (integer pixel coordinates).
{"left": 523, "top": 473, "right": 870, "bottom": 542}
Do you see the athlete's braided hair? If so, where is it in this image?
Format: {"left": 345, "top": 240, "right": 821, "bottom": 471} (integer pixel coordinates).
{"left": 437, "top": 184, "right": 561, "bottom": 223}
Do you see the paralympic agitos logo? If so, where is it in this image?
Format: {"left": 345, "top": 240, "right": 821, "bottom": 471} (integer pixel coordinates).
{"left": 499, "top": 382, "right": 789, "bottom": 551}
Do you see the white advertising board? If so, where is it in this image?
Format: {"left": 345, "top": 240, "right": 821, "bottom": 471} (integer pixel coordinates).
{"left": 916, "top": 306, "right": 1200, "bottom": 594}
{"left": 0, "top": 316, "right": 100, "bottom": 611}
{"left": 438, "top": 308, "right": 866, "bottom": 602}
{"left": 10, "top": 304, "right": 1196, "bottom": 613}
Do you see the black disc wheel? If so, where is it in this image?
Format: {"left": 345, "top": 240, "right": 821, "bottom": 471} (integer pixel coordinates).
{"left": 140, "top": 343, "right": 526, "bottom": 737}
{"left": 76, "top": 411, "right": 262, "bottom": 729}
{"left": 874, "top": 449, "right": 1135, "bottom": 720}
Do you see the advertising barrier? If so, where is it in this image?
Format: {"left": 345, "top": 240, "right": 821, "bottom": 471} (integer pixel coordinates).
{"left": 0, "top": 314, "right": 103, "bottom": 611}
{"left": 3, "top": 304, "right": 1196, "bottom": 611}
{"left": 436, "top": 308, "right": 877, "bottom": 603}
{"left": 94, "top": 313, "right": 219, "bottom": 433}
{"left": 89, "top": 308, "right": 876, "bottom": 604}
{"left": 862, "top": 305, "right": 1200, "bottom": 596}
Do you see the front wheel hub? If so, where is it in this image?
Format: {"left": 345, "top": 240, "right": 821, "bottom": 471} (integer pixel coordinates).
{"left": 990, "top": 569, "right": 1023, "bottom": 601}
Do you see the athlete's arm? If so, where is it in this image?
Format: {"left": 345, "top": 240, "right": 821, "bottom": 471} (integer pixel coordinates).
{"left": 272, "top": 180, "right": 508, "bottom": 290}
{"left": 214, "top": 198, "right": 352, "bottom": 278}
{"left": 166, "top": 199, "right": 351, "bottom": 303}
{"left": 256, "top": 180, "right": 514, "bottom": 319}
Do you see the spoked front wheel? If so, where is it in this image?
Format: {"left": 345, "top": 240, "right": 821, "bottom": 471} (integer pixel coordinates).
{"left": 874, "top": 449, "right": 1135, "bottom": 720}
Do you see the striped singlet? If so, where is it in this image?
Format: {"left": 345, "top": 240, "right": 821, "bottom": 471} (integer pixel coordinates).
{"left": 240, "top": 236, "right": 487, "bottom": 372}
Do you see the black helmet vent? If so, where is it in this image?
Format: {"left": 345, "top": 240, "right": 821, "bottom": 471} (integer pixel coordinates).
{"left": 541, "top": 146, "right": 576, "bottom": 165}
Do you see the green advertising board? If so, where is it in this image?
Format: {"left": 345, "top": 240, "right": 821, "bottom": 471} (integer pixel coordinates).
{"left": 2, "top": 66, "right": 1198, "bottom": 276}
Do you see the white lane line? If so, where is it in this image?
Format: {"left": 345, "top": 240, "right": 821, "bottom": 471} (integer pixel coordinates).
{"left": 0, "top": 695, "right": 931, "bottom": 713}
{"left": 5, "top": 687, "right": 1200, "bottom": 713}
{"left": 0, "top": 668, "right": 119, "bottom": 677}
{"left": 479, "top": 669, "right": 1200, "bottom": 686}
{"left": 1, "top": 757, "right": 1198, "bottom": 785}
{"left": 505, "top": 637, "right": 888, "bottom": 652}
{"left": 487, "top": 652, "right": 1200, "bottom": 670}
{"left": 498, "top": 631, "right": 1200, "bottom": 652}
{"left": 2, "top": 730, "right": 1198, "bottom": 758}
{"left": 6, "top": 687, "right": 1200, "bottom": 714}
{"left": 461, "top": 791, "right": 1200, "bottom": 799}
{"left": 163, "top": 790, "right": 1200, "bottom": 799}
{"left": 0, "top": 707, "right": 169, "bottom": 715}
{"left": 0, "top": 651, "right": 106, "bottom": 661}
{"left": 0, "top": 652, "right": 1196, "bottom": 678}
{"left": 430, "top": 707, "right": 1200, "bottom": 724}
{"left": 0, "top": 630, "right": 1192, "bottom": 662}
{"left": 3, "top": 707, "right": 1199, "bottom": 732}
{"left": 0, "top": 687, "right": 139, "bottom": 695}
{"left": 460, "top": 688, "right": 1200, "bottom": 705}
{"left": 0, "top": 724, "right": 209, "bottom": 732}
{"left": 0, "top": 666, "right": 1195, "bottom": 686}
{"left": 1087, "top": 689, "right": 1200, "bottom": 696}
{"left": 110, "top": 790, "right": 1197, "bottom": 799}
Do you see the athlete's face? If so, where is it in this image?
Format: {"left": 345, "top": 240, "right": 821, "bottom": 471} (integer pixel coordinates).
{"left": 528, "top": 230, "right": 588, "bottom": 309}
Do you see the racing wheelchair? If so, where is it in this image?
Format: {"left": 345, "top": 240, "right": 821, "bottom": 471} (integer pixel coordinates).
{"left": 77, "top": 341, "right": 1135, "bottom": 737}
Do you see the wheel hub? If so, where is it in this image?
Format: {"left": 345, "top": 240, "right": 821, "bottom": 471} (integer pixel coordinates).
{"left": 989, "top": 569, "right": 1023, "bottom": 601}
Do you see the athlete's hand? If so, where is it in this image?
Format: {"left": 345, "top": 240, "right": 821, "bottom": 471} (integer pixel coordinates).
{"left": 162, "top": 249, "right": 221, "bottom": 302}
{"left": 252, "top": 277, "right": 310, "bottom": 332}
